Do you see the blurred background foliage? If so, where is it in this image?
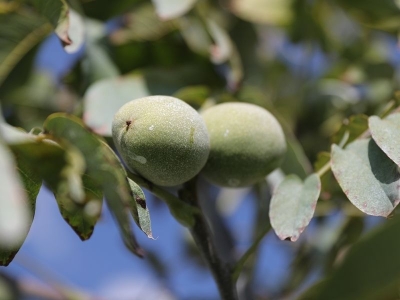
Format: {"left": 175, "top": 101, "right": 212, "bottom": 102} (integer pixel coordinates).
{"left": 2, "top": 0, "right": 400, "bottom": 299}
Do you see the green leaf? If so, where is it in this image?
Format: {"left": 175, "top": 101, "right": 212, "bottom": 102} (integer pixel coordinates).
{"left": 0, "top": 140, "right": 31, "bottom": 265}
{"left": 331, "top": 114, "right": 369, "bottom": 146}
{"left": 52, "top": 147, "right": 93, "bottom": 239}
{"left": 324, "top": 217, "right": 364, "bottom": 273}
{"left": 206, "top": 18, "right": 233, "bottom": 64}
{"left": 128, "top": 179, "right": 153, "bottom": 239}
{"left": 43, "top": 114, "right": 145, "bottom": 256}
{"left": 172, "top": 85, "right": 210, "bottom": 109}
{"left": 55, "top": 173, "right": 103, "bottom": 241}
{"left": 30, "top": 0, "right": 71, "bottom": 46}
{"left": 0, "top": 124, "right": 104, "bottom": 241}
{"left": 313, "top": 151, "right": 339, "bottom": 200}
{"left": 152, "top": 0, "right": 197, "bottom": 20}
{"left": 306, "top": 214, "right": 400, "bottom": 299}
{"left": 0, "top": 12, "right": 51, "bottom": 86}
{"left": 331, "top": 139, "right": 400, "bottom": 217}
{"left": 83, "top": 73, "right": 149, "bottom": 136}
{"left": 82, "top": 19, "right": 119, "bottom": 83}
{"left": 0, "top": 128, "right": 42, "bottom": 265}
{"left": 280, "top": 135, "right": 313, "bottom": 179}
{"left": 335, "top": 0, "right": 400, "bottom": 30}
{"left": 178, "top": 16, "right": 212, "bottom": 56}
{"left": 229, "top": 0, "right": 293, "bottom": 25}
{"left": 0, "top": 273, "right": 20, "bottom": 299}
{"left": 269, "top": 173, "right": 321, "bottom": 241}
{"left": 369, "top": 114, "right": 400, "bottom": 166}
{"left": 110, "top": 3, "right": 175, "bottom": 44}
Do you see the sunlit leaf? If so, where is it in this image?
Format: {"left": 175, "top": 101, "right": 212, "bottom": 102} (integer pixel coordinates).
{"left": 152, "top": 0, "right": 197, "bottom": 20}
{"left": 369, "top": 114, "right": 400, "bottom": 166}
{"left": 0, "top": 12, "right": 51, "bottom": 86}
{"left": 331, "top": 139, "right": 400, "bottom": 217}
{"left": 229, "top": 0, "right": 293, "bottom": 26}
{"left": 0, "top": 140, "right": 31, "bottom": 257}
{"left": 0, "top": 125, "right": 42, "bottom": 266}
{"left": 206, "top": 19, "right": 232, "bottom": 64}
{"left": 205, "top": 18, "right": 243, "bottom": 90}
{"left": 83, "top": 73, "right": 149, "bottom": 136}
{"left": 63, "top": 9, "right": 85, "bottom": 54}
{"left": 43, "top": 114, "right": 145, "bottom": 256}
{"left": 305, "top": 214, "right": 400, "bottom": 299}
{"left": 270, "top": 173, "right": 321, "bottom": 241}
{"left": 178, "top": 16, "right": 212, "bottom": 56}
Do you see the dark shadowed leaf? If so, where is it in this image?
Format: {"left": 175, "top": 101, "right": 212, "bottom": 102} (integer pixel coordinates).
{"left": 0, "top": 273, "right": 20, "bottom": 299}
{"left": 30, "top": 0, "right": 71, "bottom": 46}
{"left": 152, "top": 0, "right": 197, "bottom": 20}
{"left": 43, "top": 114, "right": 145, "bottom": 256}
{"left": 128, "top": 179, "right": 153, "bottom": 239}
{"left": 0, "top": 12, "right": 51, "bottom": 86}
{"left": 305, "top": 214, "right": 400, "bottom": 299}
{"left": 331, "top": 114, "right": 369, "bottom": 146}
{"left": 331, "top": 139, "right": 400, "bottom": 217}
{"left": 270, "top": 173, "right": 321, "bottom": 241}
{"left": 324, "top": 217, "right": 364, "bottom": 273}
{"left": 335, "top": 0, "right": 400, "bottom": 30}
{"left": 369, "top": 114, "right": 400, "bottom": 166}
{"left": 83, "top": 74, "right": 149, "bottom": 136}
{"left": 0, "top": 140, "right": 31, "bottom": 265}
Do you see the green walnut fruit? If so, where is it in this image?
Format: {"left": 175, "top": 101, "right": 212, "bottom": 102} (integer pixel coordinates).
{"left": 201, "top": 102, "right": 286, "bottom": 187}
{"left": 112, "top": 95, "right": 210, "bottom": 186}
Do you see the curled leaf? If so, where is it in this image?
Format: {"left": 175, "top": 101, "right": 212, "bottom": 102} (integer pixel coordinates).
{"left": 369, "top": 114, "right": 400, "bottom": 166}
{"left": 331, "top": 139, "right": 400, "bottom": 217}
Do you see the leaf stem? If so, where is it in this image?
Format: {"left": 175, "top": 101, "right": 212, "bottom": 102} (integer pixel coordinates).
{"left": 180, "top": 178, "right": 238, "bottom": 300}
{"left": 316, "top": 160, "right": 331, "bottom": 178}
{"left": 232, "top": 223, "right": 271, "bottom": 282}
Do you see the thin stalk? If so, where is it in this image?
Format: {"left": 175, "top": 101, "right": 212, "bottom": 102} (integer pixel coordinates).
{"left": 232, "top": 223, "right": 271, "bottom": 282}
{"left": 127, "top": 173, "right": 238, "bottom": 299}
{"left": 180, "top": 178, "right": 238, "bottom": 300}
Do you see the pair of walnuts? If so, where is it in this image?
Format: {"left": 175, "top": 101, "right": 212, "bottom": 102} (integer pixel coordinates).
{"left": 112, "top": 96, "right": 286, "bottom": 188}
